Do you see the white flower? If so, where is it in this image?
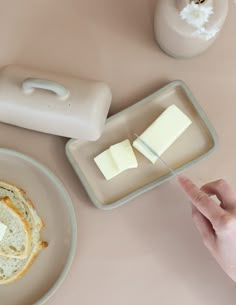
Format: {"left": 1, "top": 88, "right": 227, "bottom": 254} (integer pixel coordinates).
{"left": 180, "top": 2, "right": 213, "bottom": 28}
{"left": 192, "top": 27, "right": 220, "bottom": 41}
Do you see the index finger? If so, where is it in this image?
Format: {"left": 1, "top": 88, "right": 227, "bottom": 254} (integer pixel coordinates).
{"left": 178, "top": 175, "right": 226, "bottom": 226}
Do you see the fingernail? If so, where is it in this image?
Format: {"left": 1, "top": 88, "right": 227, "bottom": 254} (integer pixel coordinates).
{"left": 178, "top": 175, "right": 189, "bottom": 182}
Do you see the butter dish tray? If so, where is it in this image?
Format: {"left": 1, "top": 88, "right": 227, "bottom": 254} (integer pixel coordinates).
{"left": 66, "top": 80, "right": 218, "bottom": 210}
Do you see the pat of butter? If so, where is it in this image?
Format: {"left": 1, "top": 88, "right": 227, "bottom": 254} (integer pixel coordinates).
{"left": 0, "top": 221, "right": 7, "bottom": 241}
{"left": 94, "top": 139, "right": 137, "bottom": 180}
{"left": 110, "top": 139, "right": 138, "bottom": 171}
{"left": 133, "top": 105, "right": 192, "bottom": 163}
{"left": 94, "top": 149, "right": 121, "bottom": 180}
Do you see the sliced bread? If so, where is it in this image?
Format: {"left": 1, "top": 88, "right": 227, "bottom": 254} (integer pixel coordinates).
{"left": 0, "top": 235, "right": 47, "bottom": 284}
{"left": 0, "top": 181, "right": 48, "bottom": 284}
{"left": 0, "top": 181, "right": 43, "bottom": 235}
{"left": 0, "top": 197, "right": 31, "bottom": 259}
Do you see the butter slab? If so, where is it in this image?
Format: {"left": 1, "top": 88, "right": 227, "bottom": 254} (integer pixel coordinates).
{"left": 133, "top": 105, "right": 192, "bottom": 163}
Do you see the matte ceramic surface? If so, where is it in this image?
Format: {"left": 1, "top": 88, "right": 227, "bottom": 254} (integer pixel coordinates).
{"left": 154, "top": 0, "right": 228, "bottom": 58}
{"left": 0, "top": 149, "right": 77, "bottom": 305}
{"left": 0, "top": 65, "right": 112, "bottom": 140}
{"left": 66, "top": 81, "right": 217, "bottom": 209}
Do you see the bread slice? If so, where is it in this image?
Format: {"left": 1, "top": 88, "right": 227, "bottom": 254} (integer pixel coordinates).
{"left": 0, "top": 197, "right": 31, "bottom": 259}
{"left": 0, "top": 181, "right": 43, "bottom": 235}
{"left": 0, "top": 234, "right": 47, "bottom": 284}
{"left": 0, "top": 181, "right": 48, "bottom": 284}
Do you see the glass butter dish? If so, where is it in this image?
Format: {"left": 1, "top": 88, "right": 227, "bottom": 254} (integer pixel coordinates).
{"left": 66, "top": 80, "right": 218, "bottom": 210}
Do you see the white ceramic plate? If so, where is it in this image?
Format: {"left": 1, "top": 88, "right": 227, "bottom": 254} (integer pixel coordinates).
{"left": 0, "top": 149, "right": 77, "bottom": 305}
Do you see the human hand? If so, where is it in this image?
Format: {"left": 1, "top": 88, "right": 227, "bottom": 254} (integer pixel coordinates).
{"left": 178, "top": 175, "right": 236, "bottom": 282}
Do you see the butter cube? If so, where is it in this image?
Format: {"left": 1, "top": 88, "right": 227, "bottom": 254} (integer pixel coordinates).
{"left": 0, "top": 221, "right": 7, "bottom": 241}
{"left": 94, "top": 139, "right": 137, "bottom": 180}
{"left": 110, "top": 139, "right": 138, "bottom": 171}
{"left": 94, "top": 149, "right": 121, "bottom": 180}
{"left": 133, "top": 105, "right": 192, "bottom": 163}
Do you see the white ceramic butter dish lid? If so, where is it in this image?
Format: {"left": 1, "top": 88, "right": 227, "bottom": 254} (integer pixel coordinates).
{"left": 0, "top": 65, "right": 112, "bottom": 140}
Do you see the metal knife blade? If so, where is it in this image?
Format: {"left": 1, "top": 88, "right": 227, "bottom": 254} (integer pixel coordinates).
{"left": 134, "top": 133, "right": 178, "bottom": 178}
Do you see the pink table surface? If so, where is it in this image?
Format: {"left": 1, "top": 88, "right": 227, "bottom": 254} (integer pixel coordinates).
{"left": 0, "top": 0, "right": 236, "bottom": 304}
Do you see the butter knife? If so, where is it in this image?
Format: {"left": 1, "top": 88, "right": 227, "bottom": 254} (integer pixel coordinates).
{"left": 134, "top": 133, "right": 178, "bottom": 178}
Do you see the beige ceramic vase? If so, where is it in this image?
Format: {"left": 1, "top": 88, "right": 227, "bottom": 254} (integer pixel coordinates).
{"left": 154, "top": 0, "right": 228, "bottom": 58}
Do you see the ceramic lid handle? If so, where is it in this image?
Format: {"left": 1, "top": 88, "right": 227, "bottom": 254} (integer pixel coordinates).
{"left": 22, "top": 78, "right": 70, "bottom": 100}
